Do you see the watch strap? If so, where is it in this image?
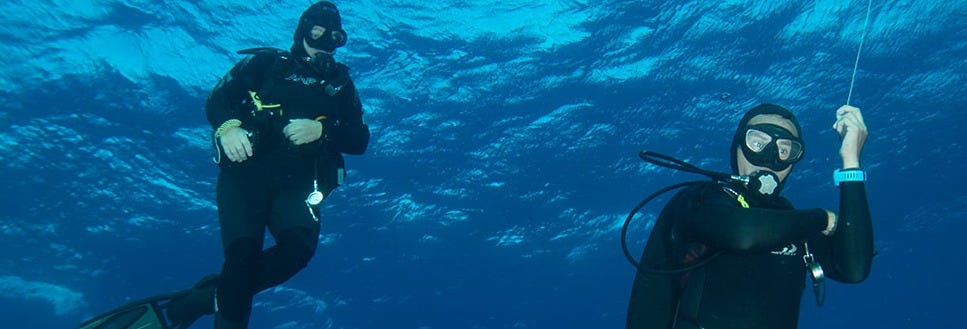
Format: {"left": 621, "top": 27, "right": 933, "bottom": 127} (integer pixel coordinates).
{"left": 834, "top": 169, "right": 866, "bottom": 186}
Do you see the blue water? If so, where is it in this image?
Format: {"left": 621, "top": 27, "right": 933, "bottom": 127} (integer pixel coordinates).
{"left": 1, "top": 1, "right": 964, "bottom": 328}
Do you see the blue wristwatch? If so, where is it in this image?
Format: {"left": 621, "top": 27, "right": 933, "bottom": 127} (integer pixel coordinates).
{"left": 833, "top": 169, "right": 866, "bottom": 186}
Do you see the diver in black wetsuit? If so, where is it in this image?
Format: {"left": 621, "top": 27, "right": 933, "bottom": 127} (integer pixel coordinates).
{"left": 78, "top": 2, "right": 369, "bottom": 329}
{"left": 626, "top": 104, "right": 873, "bottom": 329}
{"left": 201, "top": 2, "right": 368, "bottom": 328}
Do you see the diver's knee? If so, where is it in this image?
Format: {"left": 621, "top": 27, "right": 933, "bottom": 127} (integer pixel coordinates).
{"left": 277, "top": 228, "right": 318, "bottom": 267}
{"left": 220, "top": 238, "right": 260, "bottom": 287}
{"left": 223, "top": 238, "right": 260, "bottom": 265}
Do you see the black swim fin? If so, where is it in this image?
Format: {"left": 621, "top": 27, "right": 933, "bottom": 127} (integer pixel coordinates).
{"left": 77, "top": 289, "right": 188, "bottom": 329}
{"left": 78, "top": 275, "right": 217, "bottom": 329}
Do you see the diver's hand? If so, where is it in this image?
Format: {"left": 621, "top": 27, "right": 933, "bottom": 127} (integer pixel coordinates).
{"left": 832, "top": 105, "right": 868, "bottom": 169}
{"left": 822, "top": 209, "right": 838, "bottom": 236}
{"left": 219, "top": 127, "right": 253, "bottom": 162}
{"left": 283, "top": 119, "right": 323, "bottom": 145}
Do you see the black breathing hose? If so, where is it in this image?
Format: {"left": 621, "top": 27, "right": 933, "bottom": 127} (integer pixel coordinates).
{"left": 622, "top": 151, "right": 736, "bottom": 275}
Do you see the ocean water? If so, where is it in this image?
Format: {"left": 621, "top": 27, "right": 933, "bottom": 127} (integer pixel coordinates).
{"left": 1, "top": 0, "right": 964, "bottom": 328}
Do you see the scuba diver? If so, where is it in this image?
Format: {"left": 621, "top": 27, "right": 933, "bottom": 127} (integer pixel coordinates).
{"left": 624, "top": 104, "right": 873, "bottom": 329}
{"left": 79, "top": 1, "right": 369, "bottom": 328}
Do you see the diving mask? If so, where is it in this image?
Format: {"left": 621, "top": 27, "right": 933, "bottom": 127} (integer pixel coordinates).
{"left": 741, "top": 124, "right": 804, "bottom": 171}
{"left": 305, "top": 27, "right": 346, "bottom": 52}
{"left": 299, "top": 1, "right": 347, "bottom": 52}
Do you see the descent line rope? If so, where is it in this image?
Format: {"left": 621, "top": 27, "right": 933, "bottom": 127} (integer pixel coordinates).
{"left": 846, "top": 0, "right": 873, "bottom": 105}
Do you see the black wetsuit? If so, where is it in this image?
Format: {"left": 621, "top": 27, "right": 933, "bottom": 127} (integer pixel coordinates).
{"left": 626, "top": 180, "right": 873, "bottom": 329}
{"left": 205, "top": 48, "right": 368, "bottom": 328}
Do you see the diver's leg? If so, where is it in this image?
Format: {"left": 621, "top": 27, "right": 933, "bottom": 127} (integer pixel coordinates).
{"left": 257, "top": 185, "right": 321, "bottom": 291}
{"left": 256, "top": 227, "right": 320, "bottom": 291}
{"left": 214, "top": 168, "right": 269, "bottom": 329}
{"left": 164, "top": 274, "right": 219, "bottom": 326}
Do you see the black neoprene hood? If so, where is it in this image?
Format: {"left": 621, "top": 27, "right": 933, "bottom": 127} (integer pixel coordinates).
{"left": 730, "top": 103, "right": 804, "bottom": 174}
{"left": 291, "top": 1, "right": 345, "bottom": 55}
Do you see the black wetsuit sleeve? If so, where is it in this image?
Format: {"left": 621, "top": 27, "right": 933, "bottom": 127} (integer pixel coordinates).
{"left": 324, "top": 79, "right": 369, "bottom": 154}
{"left": 678, "top": 184, "right": 828, "bottom": 252}
{"left": 205, "top": 55, "right": 275, "bottom": 129}
{"left": 811, "top": 181, "right": 874, "bottom": 283}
